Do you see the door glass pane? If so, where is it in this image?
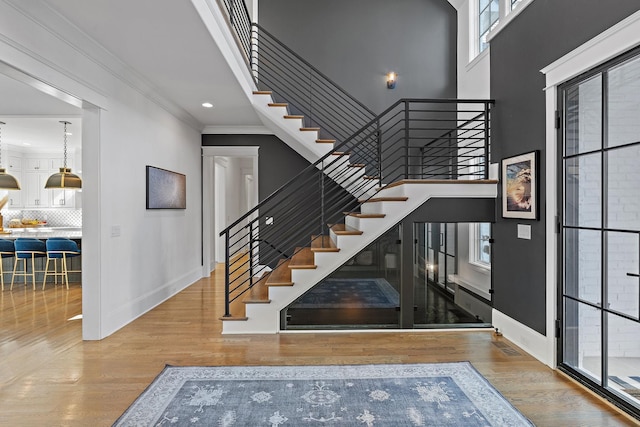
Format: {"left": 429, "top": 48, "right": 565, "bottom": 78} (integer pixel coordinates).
{"left": 564, "top": 228, "right": 601, "bottom": 304}
{"left": 607, "top": 313, "right": 640, "bottom": 404}
{"left": 565, "top": 154, "right": 601, "bottom": 228}
{"left": 565, "top": 75, "right": 602, "bottom": 156}
{"left": 607, "top": 232, "right": 640, "bottom": 319}
{"left": 564, "top": 299, "right": 602, "bottom": 383}
{"left": 607, "top": 145, "right": 640, "bottom": 231}
{"left": 607, "top": 55, "right": 640, "bottom": 149}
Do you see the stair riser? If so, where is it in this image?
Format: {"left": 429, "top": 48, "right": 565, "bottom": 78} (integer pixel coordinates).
{"left": 360, "top": 201, "right": 404, "bottom": 215}
{"left": 345, "top": 215, "right": 387, "bottom": 232}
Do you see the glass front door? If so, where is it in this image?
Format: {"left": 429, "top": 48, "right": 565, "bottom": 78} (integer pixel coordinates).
{"left": 560, "top": 47, "right": 640, "bottom": 416}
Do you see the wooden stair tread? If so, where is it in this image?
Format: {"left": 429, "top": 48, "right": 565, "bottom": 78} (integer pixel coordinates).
{"left": 348, "top": 163, "right": 365, "bottom": 168}
{"left": 284, "top": 115, "right": 304, "bottom": 119}
{"left": 300, "top": 127, "right": 320, "bottom": 132}
{"left": 343, "top": 212, "right": 386, "bottom": 218}
{"left": 242, "top": 272, "right": 271, "bottom": 304}
{"left": 316, "top": 139, "right": 336, "bottom": 144}
{"left": 363, "top": 175, "right": 379, "bottom": 180}
{"left": 330, "top": 223, "right": 363, "bottom": 235}
{"left": 332, "top": 151, "right": 350, "bottom": 156}
{"left": 266, "top": 259, "right": 294, "bottom": 286}
{"left": 359, "top": 196, "right": 409, "bottom": 203}
{"left": 310, "top": 235, "right": 340, "bottom": 252}
{"left": 288, "top": 247, "right": 317, "bottom": 269}
{"left": 382, "top": 179, "right": 499, "bottom": 190}
{"left": 253, "top": 90, "right": 272, "bottom": 95}
{"left": 268, "top": 102, "right": 288, "bottom": 107}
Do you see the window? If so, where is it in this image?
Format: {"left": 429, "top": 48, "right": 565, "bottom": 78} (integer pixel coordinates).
{"left": 478, "top": 0, "right": 499, "bottom": 54}
{"left": 473, "top": 223, "right": 492, "bottom": 267}
{"left": 510, "top": 0, "right": 523, "bottom": 11}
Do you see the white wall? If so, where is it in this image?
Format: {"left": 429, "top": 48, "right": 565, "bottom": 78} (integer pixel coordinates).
{"left": 455, "top": 0, "right": 491, "bottom": 100}
{"left": 0, "top": 1, "right": 203, "bottom": 339}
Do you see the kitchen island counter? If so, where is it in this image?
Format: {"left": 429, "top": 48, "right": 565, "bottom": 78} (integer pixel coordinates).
{"left": 1, "top": 227, "right": 82, "bottom": 240}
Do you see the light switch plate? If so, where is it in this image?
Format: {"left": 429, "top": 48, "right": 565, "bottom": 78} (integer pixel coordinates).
{"left": 517, "top": 224, "right": 531, "bottom": 240}
{"left": 111, "top": 225, "right": 121, "bottom": 237}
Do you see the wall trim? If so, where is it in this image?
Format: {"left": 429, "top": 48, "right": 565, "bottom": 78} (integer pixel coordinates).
{"left": 492, "top": 309, "right": 553, "bottom": 367}
{"left": 537, "top": 8, "right": 640, "bottom": 370}
{"left": 203, "top": 146, "right": 259, "bottom": 157}
{"left": 102, "top": 266, "right": 203, "bottom": 337}
{"left": 541, "top": 10, "right": 640, "bottom": 88}
{"left": 3, "top": 0, "right": 201, "bottom": 130}
{"left": 202, "top": 125, "right": 273, "bottom": 135}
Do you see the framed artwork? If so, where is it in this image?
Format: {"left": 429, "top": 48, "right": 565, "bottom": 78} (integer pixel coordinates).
{"left": 146, "top": 166, "right": 186, "bottom": 209}
{"left": 501, "top": 151, "right": 537, "bottom": 219}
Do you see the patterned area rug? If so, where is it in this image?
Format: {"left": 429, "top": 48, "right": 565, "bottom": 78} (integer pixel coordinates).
{"left": 291, "top": 278, "right": 399, "bottom": 309}
{"left": 114, "top": 363, "right": 534, "bottom": 426}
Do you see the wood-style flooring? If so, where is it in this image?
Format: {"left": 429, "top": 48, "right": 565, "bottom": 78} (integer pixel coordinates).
{"left": 0, "top": 268, "right": 638, "bottom": 426}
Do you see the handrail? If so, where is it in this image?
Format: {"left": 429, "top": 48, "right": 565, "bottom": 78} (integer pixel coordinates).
{"left": 221, "top": 98, "right": 492, "bottom": 235}
{"left": 219, "top": 99, "right": 493, "bottom": 317}
{"left": 251, "top": 24, "right": 375, "bottom": 118}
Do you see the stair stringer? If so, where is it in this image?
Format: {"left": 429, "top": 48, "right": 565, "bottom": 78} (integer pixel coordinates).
{"left": 221, "top": 181, "right": 498, "bottom": 334}
{"left": 252, "top": 92, "right": 333, "bottom": 163}
{"left": 251, "top": 92, "right": 375, "bottom": 199}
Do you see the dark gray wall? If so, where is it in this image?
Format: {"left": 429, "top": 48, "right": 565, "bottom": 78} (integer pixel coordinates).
{"left": 202, "top": 134, "right": 311, "bottom": 200}
{"left": 259, "top": 0, "right": 457, "bottom": 113}
{"left": 490, "top": 0, "right": 640, "bottom": 334}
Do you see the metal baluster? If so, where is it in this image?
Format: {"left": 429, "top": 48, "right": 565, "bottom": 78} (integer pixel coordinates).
{"left": 484, "top": 102, "right": 490, "bottom": 179}
{"left": 404, "top": 100, "right": 410, "bottom": 179}
{"left": 224, "top": 232, "right": 231, "bottom": 317}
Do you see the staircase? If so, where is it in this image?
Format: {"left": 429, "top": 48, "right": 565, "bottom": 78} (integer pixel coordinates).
{"left": 214, "top": 0, "right": 497, "bottom": 334}
{"left": 222, "top": 179, "right": 497, "bottom": 334}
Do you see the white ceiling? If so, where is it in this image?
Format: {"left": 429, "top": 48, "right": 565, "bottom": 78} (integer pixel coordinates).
{"left": 0, "top": 0, "right": 263, "bottom": 153}
{"left": 43, "top": 0, "right": 261, "bottom": 127}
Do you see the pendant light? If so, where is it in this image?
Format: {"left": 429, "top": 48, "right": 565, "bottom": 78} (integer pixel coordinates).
{"left": 0, "top": 121, "right": 21, "bottom": 190}
{"left": 45, "top": 120, "right": 82, "bottom": 189}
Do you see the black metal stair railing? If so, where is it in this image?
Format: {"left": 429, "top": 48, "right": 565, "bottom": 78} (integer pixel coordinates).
{"left": 218, "top": 0, "right": 376, "bottom": 142}
{"left": 220, "top": 99, "right": 494, "bottom": 318}
{"left": 249, "top": 24, "right": 377, "bottom": 142}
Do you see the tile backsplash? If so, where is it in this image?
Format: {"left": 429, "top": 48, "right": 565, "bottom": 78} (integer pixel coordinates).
{"left": 1, "top": 209, "right": 82, "bottom": 227}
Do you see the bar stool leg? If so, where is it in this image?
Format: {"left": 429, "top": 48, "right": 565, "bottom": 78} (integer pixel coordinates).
{"left": 30, "top": 256, "right": 36, "bottom": 290}
{"left": 11, "top": 257, "right": 19, "bottom": 290}
{"left": 43, "top": 257, "right": 50, "bottom": 290}
{"left": 63, "top": 255, "right": 69, "bottom": 289}
{"left": 0, "top": 259, "right": 4, "bottom": 291}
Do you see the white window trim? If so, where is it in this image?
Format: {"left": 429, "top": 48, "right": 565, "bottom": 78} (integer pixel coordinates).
{"left": 469, "top": 223, "right": 492, "bottom": 271}
{"left": 469, "top": 0, "right": 535, "bottom": 63}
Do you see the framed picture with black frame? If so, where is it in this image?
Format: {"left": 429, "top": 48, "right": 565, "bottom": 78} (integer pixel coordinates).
{"left": 501, "top": 151, "right": 537, "bottom": 220}
{"left": 146, "top": 165, "right": 186, "bottom": 209}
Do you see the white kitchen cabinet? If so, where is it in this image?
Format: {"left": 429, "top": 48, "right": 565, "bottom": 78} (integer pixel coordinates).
{"left": 6, "top": 170, "right": 23, "bottom": 208}
{"left": 7, "top": 155, "right": 22, "bottom": 171}
{"left": 25, "top": 158, "right": 48, "bottom": 171}
{"left": 49, "top": 157, "right": 72, "bottom": 171}
{"left": 23, "top": 172, "right": 50, "bottom": 207}
{"left": 49, "top": 188, "right": 75, "bottom": 208}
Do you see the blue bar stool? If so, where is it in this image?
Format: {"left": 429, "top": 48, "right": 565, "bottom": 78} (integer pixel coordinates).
{"left": 0, "top": 239, "right": 15, "bottom": 291}
{"left": 11, "top": 238, "right": 46, "bottom": 290}
{"left": 43, "top": 238, "right": 81, "bottom": 290}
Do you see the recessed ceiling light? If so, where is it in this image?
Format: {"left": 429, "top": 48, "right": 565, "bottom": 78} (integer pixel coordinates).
{"left": 202, "top": 102, "right": 214, "bottom": 108}
{"left": 22, "top": 142, "right": 31, "bottom": 146}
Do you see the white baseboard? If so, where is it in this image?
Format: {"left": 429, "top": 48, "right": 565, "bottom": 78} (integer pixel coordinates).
{"left": 492, "top": 309, "right": 555, "bottom": 368}
{"left": 102, "top": 266, "right": 203, "bottom": 338}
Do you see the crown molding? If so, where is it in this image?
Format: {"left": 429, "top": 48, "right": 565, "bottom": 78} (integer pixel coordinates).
{"left": 2, "top": 0, "right": 202, "bottom": 131}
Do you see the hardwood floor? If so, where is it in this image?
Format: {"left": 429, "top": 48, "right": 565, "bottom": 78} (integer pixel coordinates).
{"left": 1, "top": 268, "right": 638, "bottom": 426}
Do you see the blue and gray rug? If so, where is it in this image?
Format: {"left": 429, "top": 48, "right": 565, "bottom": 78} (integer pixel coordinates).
{"left": 114, "top": 363, "right": 534, "bottom": 426}
{"left": 291, "top": 278, "right": 399, "bottom": 309}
